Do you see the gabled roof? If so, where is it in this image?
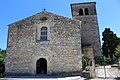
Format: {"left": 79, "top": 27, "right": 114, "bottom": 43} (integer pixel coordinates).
{"left": 8, "top": 11, "right": 80, "bottom": 26}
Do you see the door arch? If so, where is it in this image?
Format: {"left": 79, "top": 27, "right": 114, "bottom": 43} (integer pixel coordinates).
{"left": 36, "top": 58, "right": 47, "bottom": 74}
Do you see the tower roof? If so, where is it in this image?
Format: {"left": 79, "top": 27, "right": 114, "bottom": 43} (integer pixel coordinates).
{"left": 71, "top": 2, "right": 96, "bottom": 6}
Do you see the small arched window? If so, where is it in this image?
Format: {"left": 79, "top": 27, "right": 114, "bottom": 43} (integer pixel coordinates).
{"left": 40, "top": 27, "right": 47, "bottom": 41}
{"left": 41, "top": 17, "right": 47, "bottom": 21}
{"left": 85, "top": 8, "right": 89, "bottom": 15}
{"left": 79, "top": 9, "right": 83, "bottom": 15}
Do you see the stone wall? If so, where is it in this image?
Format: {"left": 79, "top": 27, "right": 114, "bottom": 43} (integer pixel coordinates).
{"left": 71, "top": 2, "right": 102, "bottom": 59}
{"left": 80, "top": 15, "right": 102, "bottom": 58}
{"left": 5, "top": 11, "right": 82, "bottom": 76}
{"left": 82, "top": 46, "right": 95, "bottom": 77}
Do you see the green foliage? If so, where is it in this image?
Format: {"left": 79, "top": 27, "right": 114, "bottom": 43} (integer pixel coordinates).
{"left": 82, "top": 54, "right": 90, "bottom": 71}
{"left": 82, "top": 54, "right": 87, "bottom": 70}
{"left": 115, "top": 45, "right": 120, "bottom": 59}
{"left": 104, "top": 56, "right": 115, "bottom": 64}
{"left": 95, "top": 56, "right": 104, "bottom": 65}
{"left": 0, "top": 49, "right": 6, "bottom": 76}
{"left": 118, "top": 37, "right": 120, "bottom": 44}
{"left": 95, "top": 64, "right": 99, "bottom": 67}
{"left": 102, "top": 28, "right": 119, "bottom": 58}
{"left": 0, "top": 50, "right": 6, "bottom": 63}
{"left": 102, "top": 28, "right": 119, "bottom": 64}
{"left": 85, "top": 66, "right": 89, "bottom": 71}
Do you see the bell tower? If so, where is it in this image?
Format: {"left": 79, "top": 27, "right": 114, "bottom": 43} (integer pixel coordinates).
{"left": 71, "top": 2, "right": 102, "bottom": 60}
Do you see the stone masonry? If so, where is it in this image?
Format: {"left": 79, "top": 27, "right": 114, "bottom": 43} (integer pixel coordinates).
{"left": 5, "top": 2, "right": 102, "bottom": 77}
{"left": 5, "top": 11, "right": 82, "bottom": 76}
{"left": 71, "top": 2, "right": 102, "bottom": 60}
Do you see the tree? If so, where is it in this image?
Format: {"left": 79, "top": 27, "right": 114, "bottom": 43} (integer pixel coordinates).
{"left": 118, "top": 37, "right": 120, "bottom": 44}
{"left": 102, "top": 28, "right": 119, "bottom": 63}
{"left": 0, "top": 49, "right": 6, "bottom": 76}
{"left": 115, "top": 45, "right": 120, "bottom": 59}
{"left": 0, "top": 50, "right": 6, "bottom": 63}
{"left": 115, "top": 37, "right": 120, "bottom": 62}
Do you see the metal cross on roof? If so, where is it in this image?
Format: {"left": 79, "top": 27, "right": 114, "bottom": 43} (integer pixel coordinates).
{"left": 42, "top": 8, "right": 46, "bottom": 11}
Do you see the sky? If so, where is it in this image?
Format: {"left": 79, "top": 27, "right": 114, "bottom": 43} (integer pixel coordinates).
{"left": 0, "top": 0, "right": 120, "bottom": 49}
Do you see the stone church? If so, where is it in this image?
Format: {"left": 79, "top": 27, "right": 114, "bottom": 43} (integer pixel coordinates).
{"left": 5, "top": 2, "right": 101, "bottom": 76}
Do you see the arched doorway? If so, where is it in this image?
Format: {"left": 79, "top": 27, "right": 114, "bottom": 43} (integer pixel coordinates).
{"left": 36, "top": 58, "right": 47, "bottom": 74}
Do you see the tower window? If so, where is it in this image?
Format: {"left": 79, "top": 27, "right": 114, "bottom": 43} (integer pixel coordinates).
{"left": 40, "top": 27, "right": 47, "bottom": 41}
{"left": 85, "top": 8, "right": 89, "bottom": 15}
{"left": 79, "top": 9, "right": 83, "bottom": 15}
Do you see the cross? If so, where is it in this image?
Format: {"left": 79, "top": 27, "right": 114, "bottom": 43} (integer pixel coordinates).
{"left": 42, "top": 8, "right": 46, "bottom": 11}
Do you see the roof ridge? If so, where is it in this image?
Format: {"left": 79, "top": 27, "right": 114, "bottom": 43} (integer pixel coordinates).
{"left": 8, "top": 11, "right": 80, "bottom": 26}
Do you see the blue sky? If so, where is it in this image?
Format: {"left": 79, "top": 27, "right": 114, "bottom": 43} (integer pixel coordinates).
{"left": 0, "top": 0, "right": 120, "bottom": 49}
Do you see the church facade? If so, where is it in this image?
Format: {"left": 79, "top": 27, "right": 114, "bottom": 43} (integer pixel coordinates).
{"left": 5, "top": 2, "right": 101, "bottom": 76}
